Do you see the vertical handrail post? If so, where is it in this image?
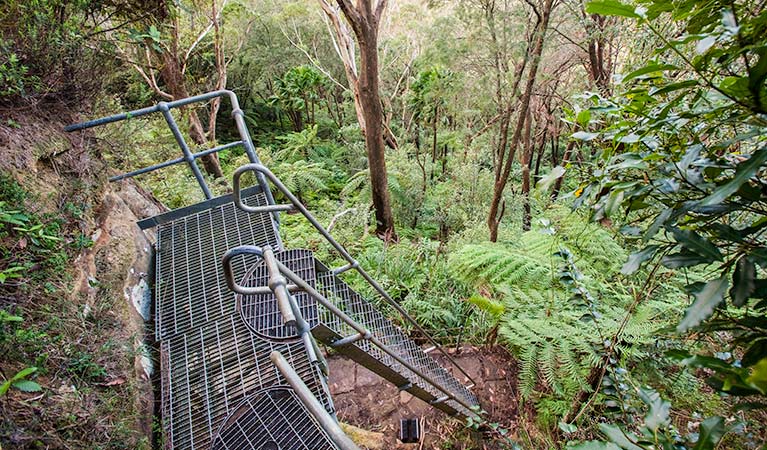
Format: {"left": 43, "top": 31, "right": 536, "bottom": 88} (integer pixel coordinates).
{"left": 158, "top": 102, "right": 213, "bottom": 199}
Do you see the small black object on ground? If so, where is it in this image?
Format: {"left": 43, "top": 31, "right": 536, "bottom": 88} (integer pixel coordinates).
{"left": 399, "top": 418, "right": 420, "bottom": 444}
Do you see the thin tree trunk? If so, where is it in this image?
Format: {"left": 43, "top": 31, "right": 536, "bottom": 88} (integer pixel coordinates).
{"left": 487, "top": 0, "right": 555, "bottom": 242}
{"left": 533, "top": 138, "right": 546, "bottom": 179}
{"left": 356, "top": 13, "right": 395, "bottom": 238}
{"left": 521, "top": 111, "right": 533, "bottom": 231}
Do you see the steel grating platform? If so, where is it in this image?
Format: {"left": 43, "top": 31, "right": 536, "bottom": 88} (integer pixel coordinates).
{"left": 155, "top": 187, "right": 281, "bottom": 340}
{"left": 69, "top": 93, "right": 367, "bottom": 450}
{"left": 161, "top": 313, "right": 333, "bottom": 450}
{"left": 234, "top": 249, "right": 479, "bottom": 417}
{"left": 211, "top": 387, "right": 340, "bottom": 450}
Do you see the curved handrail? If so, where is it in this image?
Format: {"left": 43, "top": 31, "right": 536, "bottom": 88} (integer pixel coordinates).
{"left": 222, "top": 245, "right": 295, "bottom": 325}
{"left": 231, "top": 163, "right": 477, "bottom": 389}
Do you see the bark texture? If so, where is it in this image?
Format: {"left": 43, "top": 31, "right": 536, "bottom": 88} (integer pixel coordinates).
{"left": 323, "top": 0, "right": 396, "bottom": 239}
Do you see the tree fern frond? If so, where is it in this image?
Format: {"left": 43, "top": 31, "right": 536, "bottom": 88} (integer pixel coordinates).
{"left": 520, "top": 345, "right": 539, "bottom": 398}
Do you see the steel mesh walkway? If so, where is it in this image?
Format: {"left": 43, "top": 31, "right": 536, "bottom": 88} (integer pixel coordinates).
{"left": 161, "top": 315, "right": 332, "bottom": 449}
{"left": 313, "top": 270, "right": 478, "bottom": 417}
{"left": 155, "top": 188, "right": 281, "bottom": 340}
{"left": 152, "top": 190, "right": 339, "bottom": 450}
{"left": 239, "top": 249, "right": 320, "bottom": 341}
{"left": 234, "top": 250, "right": 479, "bottom": 417}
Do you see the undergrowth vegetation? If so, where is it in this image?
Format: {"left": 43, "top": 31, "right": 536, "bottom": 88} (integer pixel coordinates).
{"left": 0, "top": 169, "right": 150, "bottom": 448}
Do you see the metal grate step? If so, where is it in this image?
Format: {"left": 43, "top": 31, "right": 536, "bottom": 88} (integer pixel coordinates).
{"left": 312, "top": 268, "right": 478, "bottom": 417}
{"left": 212, "top": 387, "right": 340, "bottom": 450}
{"left": 155, "top": 190, "right": 281, "bottom": 340}
{"left": 161, "top": 314, "right": 333, "bottom": 450}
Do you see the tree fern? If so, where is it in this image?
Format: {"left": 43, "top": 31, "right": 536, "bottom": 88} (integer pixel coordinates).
{"left": 271, "top": 160, "right": 331, "bottom": 203}
{"left": 451, "top": 212, "right": 688, "bottom": 400}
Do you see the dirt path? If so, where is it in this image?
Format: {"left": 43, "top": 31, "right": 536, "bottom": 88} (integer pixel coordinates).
{"left": 327, "top": 346, "right": 519, "bottom": 449}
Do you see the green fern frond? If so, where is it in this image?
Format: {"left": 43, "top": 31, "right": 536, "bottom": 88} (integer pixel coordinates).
{"left": 520, "top": 345, "right": 539, "bottom": 398}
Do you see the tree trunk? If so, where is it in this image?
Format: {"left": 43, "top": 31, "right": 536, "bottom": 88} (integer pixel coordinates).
{"left": 358, "top": 22, "right": 395, "bottom": 238}
{"left": 520, "top": 111, "right": 533, "bottom": 231}
{"left": 487, "top": 0, "right": 555, "bottom": 242}
{"left": 159, "top": 51, "right": 223, "bottom": 178}
{"left": 431, "top": 105, "right": 438, "bottom": 180}
{"left": 188, "top": 110, "right": 224, "bottom": 178}
{"left": 533, "top": 138, "right": 546, "bottom": 179}
{"left": 585, "top": 14, "right": 613, "bottom": 96}
{"left": 331, "top": 0, "right": 396, "bottom": 240}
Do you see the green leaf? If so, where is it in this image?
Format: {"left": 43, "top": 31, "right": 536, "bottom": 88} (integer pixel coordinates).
{"left": 699, "top": 146, "right": 767, "bottom": 206}
{"left": 576, "top": 109, "right": 591, "bottom": 127}
{"left": 11, "top": 380, "right": 41, "bottom": 393}
{"left": 537, "top": 166, "right": 566, "bottom": 192}
{"left": 621, "top": 245, "right": 659, "bottom": 274}
{"left": 467, "top": 294, "right": 505, "bottom": 318}
{"left": 586, "top": 0, "right": 641, "bottom": 18}
{"left": 572, "top": 131, "right": 599, "bottom": 141}
{"left": 11, "top": 366, "right": 38, "bottom": 381}
{"left": 598, "top": 424, "right": 643, "bottom": 450}
{"left": 730, "top": 256, "right": 756, "bottom": 306}
{"left": 671, "top": 228, "right": 723, "bottom": 261}
{"left": 147, "top": 25, "right": 161, "bottom": 42}
{"left": 649, "top": 79, "right": 698, "bottom": 96}
{"left": 746, "top": 357, "right": 767, "bottom": 394}
{"left": 0, "top": 311, "right": 23, "bottom": 322}
{"left": 622, "top": 63, "right": 678, "bottom": 82}
{"left": 643, "top": 208, "right": 672, "bottom": 243}
{"left": 678, "top": 277, "right": 729, "bottom": 332}
{"left": 662, "top": 251, "right": 712, "bottom": 269}
{"left": 693, "top": 416, "right": 726, "bottom": 450}
{"left": 559, "top": 421, "right": 578, "bottom": 434}
{"left": 638, "top": 387, "right": 670, "bottom": 432}
{"left": 605, "top": 190, "right": 625, "bottom": 217}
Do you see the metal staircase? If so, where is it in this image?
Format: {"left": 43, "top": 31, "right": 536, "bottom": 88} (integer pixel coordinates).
{"left": 66, "top": 90, "right": 479, "bottom": 449}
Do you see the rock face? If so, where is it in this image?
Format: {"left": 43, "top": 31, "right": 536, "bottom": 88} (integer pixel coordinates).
{"left": 71, "top": 180, "right": 164, "bottom": 436}
{"left": 0, "top": 111, "right": 164, "bottom": 448}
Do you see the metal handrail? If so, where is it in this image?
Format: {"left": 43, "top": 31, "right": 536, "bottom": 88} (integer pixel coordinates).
{"left": 64, "top": 90, "right": 278, "bottom": 216}
{"left": 270, "top": 351, "right": 360, "bottom": 450}
{"left": 231, "top": 163, "right": 478, "bottom": 389}
{"left": 222, "top": 245, "right": 328, "bottom": 376}
{"left": 221, "top": 244, "right": 479, "bottom": 417}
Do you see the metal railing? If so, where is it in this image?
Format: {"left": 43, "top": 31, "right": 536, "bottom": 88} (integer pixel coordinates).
{"left": 224, "top": 245, "right": 329, "bottom": 376}
{"left": 222, "top": 244, "right": 479, "bottom": 416}
{"left": 230, "top": 163, "right": 478, "bottom": 390}
{"left": 64, "top": 90, "right": 278, "bottom": 214}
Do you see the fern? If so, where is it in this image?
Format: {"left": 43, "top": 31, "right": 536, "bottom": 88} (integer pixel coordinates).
{"left": 271, "top": 160, "right": 331, "bottom": 202}
{"left": 452, "top": 211, "right": 687, "bottom": 400}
